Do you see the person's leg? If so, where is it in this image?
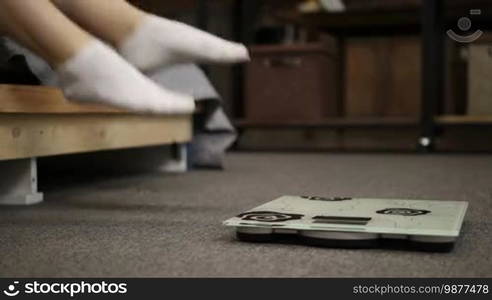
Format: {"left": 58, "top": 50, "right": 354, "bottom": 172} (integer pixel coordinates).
{"left": 0, "top": 0, "right": 90, "bottom": 67}
{"left": 52, "top": 0, "right": 250, "bottom": 71}
{"left": 0, "top": 8, "right": 47, "bottom": 59}
{"left": 0, "top": 0, "right": 194, "bottom": 114}
{"left": 51, "top": 0, "right": 144, "bottom": 48}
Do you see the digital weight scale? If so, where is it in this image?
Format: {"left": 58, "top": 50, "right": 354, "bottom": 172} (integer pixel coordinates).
{"left": 224, "top": 196, "right": 468, "bottom": 252}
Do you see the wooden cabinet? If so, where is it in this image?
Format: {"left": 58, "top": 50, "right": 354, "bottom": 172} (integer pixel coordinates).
{"left": 468, "top": 44, "right": 492, "bottom": 115}
{"left": 345, "top": 36, "right": 421, "bottom": 117}
{"left": 245, "top": 43, "right": 340, "bottom": 121}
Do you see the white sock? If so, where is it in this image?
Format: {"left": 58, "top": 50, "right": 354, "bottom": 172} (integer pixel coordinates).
{"left": 119, "top": 14, "right": 250, "bottom": 71}
{"left": 57, "top": 40, "right": 195, "bottom": 114}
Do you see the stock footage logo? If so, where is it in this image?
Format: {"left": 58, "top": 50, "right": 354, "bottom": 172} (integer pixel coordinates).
{"left": 2, "top": 280, "right": 128, "bottom": 298}
{"left": 3, "top": 281, "right": 20, "bottom": 297}
{"left": 447, "top": 9, "right": 483, "bottom": 43}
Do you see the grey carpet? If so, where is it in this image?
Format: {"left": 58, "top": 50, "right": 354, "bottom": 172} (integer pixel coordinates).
{"left": 0, "top": 153, "right": 491, "bottom": 277}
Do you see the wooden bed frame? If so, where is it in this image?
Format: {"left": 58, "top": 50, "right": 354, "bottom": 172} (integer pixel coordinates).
{"left": 0, "top": 84, "right": 193, "bottom": 205}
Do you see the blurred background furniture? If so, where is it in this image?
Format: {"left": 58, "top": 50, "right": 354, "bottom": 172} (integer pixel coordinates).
{"left": 189, "top": 0, "right": 492, "bottom": 152}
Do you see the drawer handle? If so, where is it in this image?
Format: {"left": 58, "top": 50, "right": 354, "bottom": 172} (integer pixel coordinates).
{"left": 263, "top": 57, "right": 302, "bottom": 68}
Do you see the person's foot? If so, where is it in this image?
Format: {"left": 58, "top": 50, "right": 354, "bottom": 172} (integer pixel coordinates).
{"left": 118, "top": 14, "right": 250, "bottom": 72}
{"left": 57, "top": 39, "right": 195, "bottom": 114}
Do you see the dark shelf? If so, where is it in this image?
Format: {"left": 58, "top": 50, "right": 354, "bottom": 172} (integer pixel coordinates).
{"left": 276, "top": 9, "right": 421, "bottom": 34}
{"left": 238, "top": 116, "right": 492, "bottom": 129}
{"left": 435, "top": 115, "right": 492, "bottom": 127}
{"left": 235, "top": 117, "right": 419, "bottom": 129}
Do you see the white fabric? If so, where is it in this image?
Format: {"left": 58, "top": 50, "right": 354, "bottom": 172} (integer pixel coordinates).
{"left": 119, "top": 15, "right": 250, "bottom": 71}
{"left": 57, "top": 39, "right": 195, "bottom": 114}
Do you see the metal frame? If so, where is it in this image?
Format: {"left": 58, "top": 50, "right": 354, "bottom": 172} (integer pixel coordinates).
{"left": 420, "top": 0, "right": 445, "bottom": 152}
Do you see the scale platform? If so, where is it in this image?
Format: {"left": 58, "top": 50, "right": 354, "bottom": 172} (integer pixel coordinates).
{"left": 223, "top": 196, "right": 468, "bottom": 252}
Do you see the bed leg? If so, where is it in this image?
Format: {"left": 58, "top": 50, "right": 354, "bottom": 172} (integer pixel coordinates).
{"left": 159, "top": 143, "right": 188, "bottom": 173}
{"left": 0, "top": 158, "right": 44, "bottom": 205}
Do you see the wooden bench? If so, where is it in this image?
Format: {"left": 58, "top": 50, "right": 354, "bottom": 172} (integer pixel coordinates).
{"left": 0, "top": 84, "right": 193, "bottom": 205}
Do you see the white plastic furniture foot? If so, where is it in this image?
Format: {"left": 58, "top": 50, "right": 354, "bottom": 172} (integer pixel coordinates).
{"left": 159, "top": 144, "right": 188, "bottom": 173}
{"left": 0, "top": 158, "right": 43, "bottom": 205}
